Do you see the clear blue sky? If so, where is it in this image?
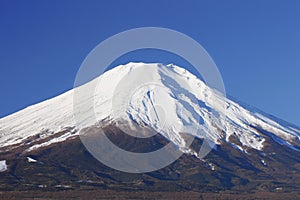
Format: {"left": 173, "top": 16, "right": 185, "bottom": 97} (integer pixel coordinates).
{"left": 0, "top": 0, "right": 299, "bottom": 126}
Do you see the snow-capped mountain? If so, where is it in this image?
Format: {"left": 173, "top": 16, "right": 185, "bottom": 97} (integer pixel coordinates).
{"left": 0, "top": 62, "right": 299, "bottom": 154}
{"left": 1, "top": 62, "right": 300, "bottom": 194}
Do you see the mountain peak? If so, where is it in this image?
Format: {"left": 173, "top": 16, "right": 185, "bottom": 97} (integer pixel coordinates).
{"left": 0, "top": 62, "right": 299, "bottom": 155}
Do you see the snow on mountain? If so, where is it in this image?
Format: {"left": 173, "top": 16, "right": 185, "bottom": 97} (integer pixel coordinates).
{"left": 0, "top": 160, "right": 7, "bottom": 172}
{"left": 27, "top": 157, "right": 37, "bottom": 163}
{"left": 0, "top": 62, "right": 299, "bottom": 154}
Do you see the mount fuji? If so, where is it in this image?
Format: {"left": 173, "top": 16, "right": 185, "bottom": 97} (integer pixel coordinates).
{"left": 0, "top": 63, "right": 300, "bottom": 197}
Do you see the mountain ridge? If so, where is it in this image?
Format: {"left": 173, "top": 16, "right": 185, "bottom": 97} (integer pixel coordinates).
{"left": 0, "top": 62, "right": 299, "bottom": 154}
{"left": 0, "top": 63, "right": 300, "bottom": 196}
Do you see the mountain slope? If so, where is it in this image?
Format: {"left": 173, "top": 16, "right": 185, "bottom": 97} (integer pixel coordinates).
{"left": 0, "top": 62, "right": 299, "bottom": 153}
{"left": 0, "top": 62, "right": 300, "bottom": 196}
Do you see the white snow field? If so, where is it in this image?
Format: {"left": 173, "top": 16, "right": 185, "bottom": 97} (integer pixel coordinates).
{"left": 0, "top": 63, "right": 299, "bottom": 154}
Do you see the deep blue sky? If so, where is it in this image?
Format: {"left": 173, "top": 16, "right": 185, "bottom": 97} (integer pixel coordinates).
{"left": 0, "top": 1, "right": 299, "bottom": 125}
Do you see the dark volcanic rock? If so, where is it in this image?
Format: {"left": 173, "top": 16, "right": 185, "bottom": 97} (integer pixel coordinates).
{"left": 0, "top": 125, "right": 299, "bottom": 195}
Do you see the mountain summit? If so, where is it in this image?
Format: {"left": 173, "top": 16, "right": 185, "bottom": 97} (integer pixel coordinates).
{"left": 0, "top": 62, "right": 300, "bottom": 194}
{"left": 1, "top": 63, "right": 299, "bottom": 153}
